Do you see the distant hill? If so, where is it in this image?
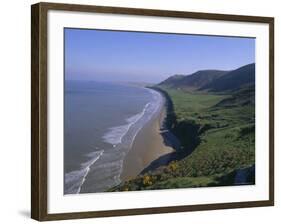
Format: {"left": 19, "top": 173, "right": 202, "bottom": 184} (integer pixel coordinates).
{"left": 159, "top": 70, "right": 228, "bottom": 90}
{"left": 201, "top": 63, "right": 255, "bottom": 92}
{"left": 159, "top": 74, "right": 185, "bottom": 87}
{"left": 158, "top": 63, "right": 255, "bottom": 92}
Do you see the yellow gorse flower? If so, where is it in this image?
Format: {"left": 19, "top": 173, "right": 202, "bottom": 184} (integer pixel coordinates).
{"left": 169, "top": 161, "right": 178, "bottom": 171}
{"left": 143, "top": 175, "right": 153, "bottom": 186}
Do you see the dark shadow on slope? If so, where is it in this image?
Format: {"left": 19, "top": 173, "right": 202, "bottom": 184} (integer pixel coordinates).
{"left": 141, "top": 87, "right": 202, "bottom": 174}
{"left": 213, "top": 164, "right": 255, "bottom": 186}
{"left": 140, "top": 152, "right": 178, "bottom": 175}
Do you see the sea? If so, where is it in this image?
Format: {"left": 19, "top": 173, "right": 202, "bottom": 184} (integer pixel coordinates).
{"left": 64, "top": 80, "right": 164, "bottom": 194}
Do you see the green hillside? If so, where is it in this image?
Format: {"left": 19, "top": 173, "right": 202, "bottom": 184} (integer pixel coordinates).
{"left": 200, "top": 63, "right": 255, "bottom": 92}
{"left": 159, "top": 70, "right": 228, "bottom": 90}
{"left": 159, "top": 63, "right": 255, "bottom": 93}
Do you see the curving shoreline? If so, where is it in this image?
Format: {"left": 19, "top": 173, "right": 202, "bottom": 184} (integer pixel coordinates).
{"left": 120, "top": 90, "right": 175, "bottom": 181}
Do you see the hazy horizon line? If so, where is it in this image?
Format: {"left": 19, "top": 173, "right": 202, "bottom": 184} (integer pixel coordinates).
{"left": 65, "top": 62, "right": 255, "bottom": 83}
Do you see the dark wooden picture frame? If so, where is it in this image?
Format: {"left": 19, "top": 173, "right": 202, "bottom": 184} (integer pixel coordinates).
{"left": 31, "top": 2, "right": 274, "bottom": 221}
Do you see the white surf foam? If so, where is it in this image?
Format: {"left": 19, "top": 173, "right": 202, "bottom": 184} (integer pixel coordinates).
{"left": 64, "top": 150, "right": 104, "bottom": 194}
{"left": 102, "top": 103, "right": 151, "bottom": 145}
{"left": 102, "top": 89, "right": 164, "bottom": 148}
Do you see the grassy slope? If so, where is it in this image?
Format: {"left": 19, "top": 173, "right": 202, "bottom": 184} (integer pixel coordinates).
{"left": 200, "top": 63, "right": 255, "bottom": 92}
{"left": 110, "top": 87, "right": 255, "bottom": 191}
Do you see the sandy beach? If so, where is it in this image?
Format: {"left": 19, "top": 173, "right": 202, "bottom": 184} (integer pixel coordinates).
{"left": 120, "top": 102, "right": 174, "bottom": 181}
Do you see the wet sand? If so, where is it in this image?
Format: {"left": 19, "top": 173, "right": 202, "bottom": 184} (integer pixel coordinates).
{"left": 120, "top": 104, "right": 174, "bottom": 181}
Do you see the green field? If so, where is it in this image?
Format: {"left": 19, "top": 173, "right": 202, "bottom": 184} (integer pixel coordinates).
{"left": 110, "top": 86, "right": 255, "bottom": 191}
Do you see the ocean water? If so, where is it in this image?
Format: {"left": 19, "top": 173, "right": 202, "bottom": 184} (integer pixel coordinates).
{"left": 64, "top": 81, "right": 163, "bottom": 194}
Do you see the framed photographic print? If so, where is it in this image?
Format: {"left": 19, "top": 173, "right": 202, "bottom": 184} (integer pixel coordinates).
{"left": 31, "top": 2, "right": 274, "bottom": 221}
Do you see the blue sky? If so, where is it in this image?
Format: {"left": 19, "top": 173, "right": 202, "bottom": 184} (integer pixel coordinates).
{"left": 65, "top": 28, "right": 255, "bottom": 83}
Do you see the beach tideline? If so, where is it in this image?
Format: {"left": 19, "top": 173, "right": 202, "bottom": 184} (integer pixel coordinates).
{"left": 121, "top": 100, "right": 174, "bottom": 181}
